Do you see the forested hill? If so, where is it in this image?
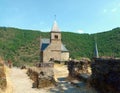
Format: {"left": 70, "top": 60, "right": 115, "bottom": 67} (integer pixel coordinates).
{"left": 0, "top": 27, "right": 120, "bottom": 66}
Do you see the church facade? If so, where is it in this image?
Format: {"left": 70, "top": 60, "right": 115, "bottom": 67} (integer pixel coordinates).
{"left": 40, "top": 21, "right": 69, "bottom": 62}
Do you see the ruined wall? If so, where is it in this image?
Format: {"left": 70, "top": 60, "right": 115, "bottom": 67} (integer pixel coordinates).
{"left": 67, "top": 58, "right": 91, "bottom": 80}
{"left": 27, "top": 63, "right": 56, "bottom": 88}
{"left": 90, "top": 58, "right": 120, "bottom": 93}
{"left": 0, "top": 58, "right": 7, "bottom": 90}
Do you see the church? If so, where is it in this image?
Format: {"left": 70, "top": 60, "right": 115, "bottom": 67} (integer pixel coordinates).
{"left": 40, "top": 21, "right": 69, "bottom": 62}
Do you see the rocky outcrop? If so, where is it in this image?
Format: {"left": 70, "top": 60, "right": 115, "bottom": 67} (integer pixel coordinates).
{"left": 67, "top": 58, "right": 91, "bottom": 81}
{"left": 27, "top": 63, "right": 56, "bottom": 88}
{"left": 90, "top": 58, "right": 120, "bottom": 93}
{"left": 0, "top": 58, "right": 7, "bottom": 90}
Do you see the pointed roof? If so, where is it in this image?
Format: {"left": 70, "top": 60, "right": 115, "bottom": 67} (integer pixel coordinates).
{"left": 94, "top": 42, "right": 99, "bottom": 58}
{"left": 51, "top": 21, "right": 60, "bottom": 32}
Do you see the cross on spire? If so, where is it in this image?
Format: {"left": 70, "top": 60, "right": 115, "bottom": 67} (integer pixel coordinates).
{"left": 51, "top": 15, "right": 60, "bottom": 32}
{"left": 54, "top": 15, "right": 56, "bottom": 21}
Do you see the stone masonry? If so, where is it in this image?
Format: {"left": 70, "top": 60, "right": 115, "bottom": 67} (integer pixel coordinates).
{"left": 90, "top": 58, "right": 120, "bottom": 93}
{"left": 27, "top": 63, "right": 56, "bottom": 88}
{"left": 67, "top": 58, "right": 91, "bottom": 81}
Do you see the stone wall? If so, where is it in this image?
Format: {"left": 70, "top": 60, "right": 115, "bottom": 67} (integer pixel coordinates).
{"left": 90, "top": 58, "right": 120, "bottom": 93}
{"left": 0, "top": 58, "right": 7, "bottom": 90}
{"left": 67, "top": 58, "right": 91, "bottom": 80}
{"left": 27, "top": 63, "right": 56, "bottom": 88}
{"left": 50, "top": 32, "right": 61, "bottom": 40}
{"left": 61, "top": 52, "right": 69, "bottom": 61}
{"left": 43, "top": 41, "right": 61, "bottom": 62}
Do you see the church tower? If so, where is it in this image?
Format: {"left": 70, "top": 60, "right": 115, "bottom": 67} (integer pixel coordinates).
{"left": 49, "top": 20, "right": 62, "bottom": 61}
{"left": 50, "top": 21, "right": 61, "bottom": 43}
{"left": 40, "top": 20, "right": 69, "bottom": 62}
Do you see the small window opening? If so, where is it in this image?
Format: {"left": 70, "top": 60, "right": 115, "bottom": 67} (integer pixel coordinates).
{"left": 50, "top": 58, "right": 54, "bottom": 61}
{"left": 54, "top": 35, "right": 58, "bottom": 39}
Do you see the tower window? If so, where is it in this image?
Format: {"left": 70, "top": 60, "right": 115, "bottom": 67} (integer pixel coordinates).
{"left": 54, "top": 35, "right": 58, "bottom": 39}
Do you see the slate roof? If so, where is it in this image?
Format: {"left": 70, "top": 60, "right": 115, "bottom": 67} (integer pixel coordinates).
{"left": 41, "top": 38, "right": 50, "bottom": 43}
{"left": 41, "top": 43, "right": 49, "bottom": 51}
{"left": 61, "top": 44, "right": 69, "bottom": 52}
{"left": 40, "top": 38, "right": 50, "bottom": 51}
{"left": 40, "top": 38, "right": 69, "bottom": 52}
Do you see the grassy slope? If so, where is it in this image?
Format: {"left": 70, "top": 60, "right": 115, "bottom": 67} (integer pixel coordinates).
{"left": 0, "top": 27, "right": 120, "bottom": 66}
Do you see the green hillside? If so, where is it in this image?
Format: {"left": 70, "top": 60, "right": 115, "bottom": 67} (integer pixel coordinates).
{"left": 95, "top": 28, "right": 120, "bottom": 57}
{"left": 0, "top": 27, "right": 120, "bottom": 66}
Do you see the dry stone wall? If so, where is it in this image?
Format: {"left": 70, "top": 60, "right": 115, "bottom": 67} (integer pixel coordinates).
{"left": 90, "top": 58, "right": 120, "bottom": 93}
{"left": 67, "top": 58, "right": 91, "bottom": 81}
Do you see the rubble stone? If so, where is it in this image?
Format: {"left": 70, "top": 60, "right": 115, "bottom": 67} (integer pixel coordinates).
{"left": 0, "top": 59, "right": 7, "bottom": 90}
{"left": 67, "top": 58, "right": 91, "bottom": 80}
{"left": 27, "top": 63, "right": 56, "bottom": 88}
{"left": 90, "top": 58, "right": 120, "bottom": 93}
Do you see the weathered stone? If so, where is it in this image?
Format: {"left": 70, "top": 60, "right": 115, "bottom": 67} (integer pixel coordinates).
{"left": 27, "top": 63, "right": 56, "bottom": 88}
{"left": 90, "top": 58, "right": 120, "bottom": 93}
{"left": 67, "top": 58, "right": 91, "bottom": 81}
{"left": 21, "top": 65, "right": 26, "bottom": 69}
{"left": 0, "top": 77, "right": 7, "bottom": 89}
{"left": 0, "top": 59, "right": 7, "bottom": 90}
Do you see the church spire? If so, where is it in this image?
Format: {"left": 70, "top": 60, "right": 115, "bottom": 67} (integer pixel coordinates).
{"left": 51, "top": 16, "right": 60, "bottom": 32}
{"left": 94, "top": 36, "right": 99, "bottom": 58}
{"left": 94, "top": 42, "right": 99, "bottom": 58}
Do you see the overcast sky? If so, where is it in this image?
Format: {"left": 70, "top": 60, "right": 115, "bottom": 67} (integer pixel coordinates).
{"left": 0, "top": 0, "right": 120, "bottom": 33}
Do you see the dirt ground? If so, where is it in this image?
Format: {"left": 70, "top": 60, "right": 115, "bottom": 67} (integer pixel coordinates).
{"left": 54, "top": 64, "right": 68, "bottom": 81}
{"left": 2, "top": 63, "right": 97, "bottom": 93}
